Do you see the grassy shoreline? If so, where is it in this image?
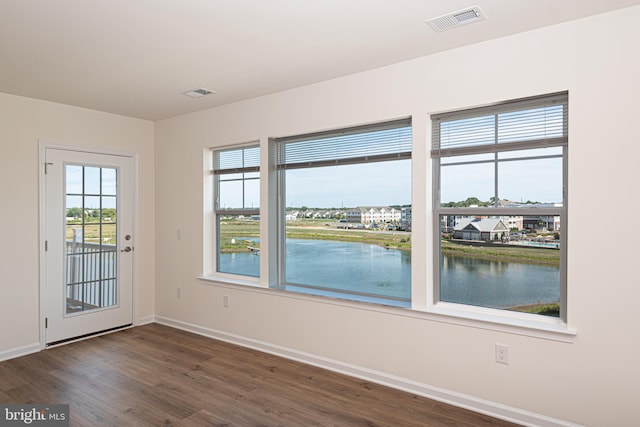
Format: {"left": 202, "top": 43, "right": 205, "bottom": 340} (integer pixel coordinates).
{"left": 285, "top": 228, "right": 411, "bottom": 251}
{"left": 441, "top": 240, "right": 559, "bottom": 266}
{"left": 509, "top": 302, "right": 560, "bottom": 316}
{"left": 219, "top": 221, "right": 412, "bottom": 252}
{"left": 220, "top": 221, "right": 560, "bottom": 266}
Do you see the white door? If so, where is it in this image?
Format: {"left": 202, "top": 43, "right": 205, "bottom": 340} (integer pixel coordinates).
{"left": 43, "top": 148, "right": 134, "bottom": 345}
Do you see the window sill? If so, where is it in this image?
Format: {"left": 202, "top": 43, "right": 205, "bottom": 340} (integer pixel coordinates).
{"left": 285, "top": 284, "right": 411, "bottom": 309}
{"left": 198, "top": 274, "right": 263, "bottom": 288}
{"left": 426, "top": 302, "right": 576, "bottom": 343}
{"left": 197, "top": 276, "right": 576, "bottom": 343}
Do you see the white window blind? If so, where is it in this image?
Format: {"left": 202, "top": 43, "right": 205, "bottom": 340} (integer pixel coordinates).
{"left": 213, "top": 144, "right": 260, "bottom": 215}
{"left": 432, "top": 92, "right": 568, "bottom": 157}
{"left": 214, "top": 145, "right": 260, "bottom": 175}
{"left": 276, "top": 118, "right": 412, "bottom": 170}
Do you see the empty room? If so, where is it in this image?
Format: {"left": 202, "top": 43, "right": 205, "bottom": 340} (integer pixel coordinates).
{"left": 1, "top": 1, "right": 639, "bottom": 426}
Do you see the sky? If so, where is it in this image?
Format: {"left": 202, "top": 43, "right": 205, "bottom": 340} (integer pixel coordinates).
{"left": 217, "top": 160, "right": 411, "bottom": 209}
{"left": 218, "top": 154, "right": 563, "bottom": 210}
{"left": 440, "top": 154, "right": 563, "bottom": 204}
{"left": 65, "top": 165, "right": 118, "bottom": 210}
{"left": 287, "top": 154, "right": 562, "bottom": 207}
{"left": 285, "top": 160, "right": 412, "bottom": 208}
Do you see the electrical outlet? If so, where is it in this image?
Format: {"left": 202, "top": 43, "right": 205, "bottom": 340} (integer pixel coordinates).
{"left": 176, "top": 229, "right": 182, "bottom": 240}
{"left": 495, "top": 344, "right": 510, "bottom": 365}
{"left": 177, "top": 287, "right": 182, "bottom": 298}
{"left": 223, "top": 295, "right": 229, "bottom": 308}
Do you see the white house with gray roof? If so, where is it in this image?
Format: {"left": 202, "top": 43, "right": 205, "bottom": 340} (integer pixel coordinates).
{"left": 453, "top": 218, "right": 509, "bottom": 241}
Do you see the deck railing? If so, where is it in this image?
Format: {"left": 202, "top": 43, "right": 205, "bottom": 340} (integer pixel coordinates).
{"left": 65, "top": 241, "right": 117, "bottom": 312}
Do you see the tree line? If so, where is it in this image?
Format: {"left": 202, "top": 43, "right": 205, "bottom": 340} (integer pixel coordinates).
{"left": 441, "top": 197, "right": 541, "bottom": 207}
{"left": 66, "top": 207, "right": 116, "bottom": 221}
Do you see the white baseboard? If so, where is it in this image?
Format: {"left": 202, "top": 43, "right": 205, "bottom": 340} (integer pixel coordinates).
{"left": 137, "top": 315, "right": 156, "bottom": 325}
{"left": 0, "top": 342, "right": 41, "bottom": 362}
{"left": 154, "top": 316, "right": 579, "bottom": 427}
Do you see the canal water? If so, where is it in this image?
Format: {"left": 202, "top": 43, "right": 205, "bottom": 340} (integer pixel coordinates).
{"left": 219, "top": 238, "right": 560, "bottom": 308}
{"left": 439, "top": 255, "right": 559, "bottom": 309}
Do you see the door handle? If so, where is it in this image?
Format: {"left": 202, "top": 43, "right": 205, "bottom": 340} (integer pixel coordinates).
{"left": 121, "top": 246, "right": 133, "bottom": 253}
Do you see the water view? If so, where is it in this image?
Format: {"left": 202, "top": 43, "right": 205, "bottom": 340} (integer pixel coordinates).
{"left": 440, "top": 254, "right": 559, "bottom": 310}
{"left": 286, "top": 239, "right": 411, "bottom": 302}
{"left": 219, "top": 238, "right": 560, "bottom": 310}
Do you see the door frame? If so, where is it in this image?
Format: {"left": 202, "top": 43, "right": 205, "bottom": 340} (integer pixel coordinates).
{"left": 38, "top": 141, "right": 140, "bottom": 349}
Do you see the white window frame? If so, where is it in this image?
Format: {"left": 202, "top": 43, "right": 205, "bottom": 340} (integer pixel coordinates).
{"left": 430, "top": 92, "right": 568, "bottom": 326}
{"left": 198, "top": 110, "right": 574, "bottom": 341}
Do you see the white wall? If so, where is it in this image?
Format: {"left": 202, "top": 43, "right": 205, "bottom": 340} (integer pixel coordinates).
{"left": 71, "top": 7, "right": 624, "bottom": 426}
{"left": 157, "top": 7, "right": 635, "bottom": 426}
{"left": 0, "top": 93, "right": 155, "bottom": 355}
{"left": 3, "top": 6, "right": 636, "bottom": 426}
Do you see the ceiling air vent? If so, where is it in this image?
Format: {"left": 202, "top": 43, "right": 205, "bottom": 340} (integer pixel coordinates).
{"left": 426, "top": 6, "right": 485, "bottom": 33}
{"left": 182, "top": 88, "right": 216, "bottom": 98}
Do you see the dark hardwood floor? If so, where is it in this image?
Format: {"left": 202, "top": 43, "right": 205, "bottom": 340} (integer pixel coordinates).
{"left": 0, "top": 324, "right": 520, "bottom": 426}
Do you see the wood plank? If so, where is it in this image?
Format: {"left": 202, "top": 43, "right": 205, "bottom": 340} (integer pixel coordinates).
{"left": 0, "top": 324, "right": 520, "bottom": 426}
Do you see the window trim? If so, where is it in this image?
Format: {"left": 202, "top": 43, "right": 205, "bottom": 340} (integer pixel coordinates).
{"left": 431, "top": 92, "right": 568, "bottom": 323}
{"left": 201, "top": 106, "right": 575, "bottom": 341}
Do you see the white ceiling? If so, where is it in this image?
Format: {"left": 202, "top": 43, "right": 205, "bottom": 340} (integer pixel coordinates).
{"left": 1, "top": 0, "right": 639, "bottom": 121}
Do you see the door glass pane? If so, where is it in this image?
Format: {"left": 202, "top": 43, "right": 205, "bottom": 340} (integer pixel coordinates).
{"left": 65, "top": 165, "right": 118, "bottom": 314}
{"left": 102, "top": 168, "right": 117, "bottom": 195}
{"left": 84, "top": 167, "right": 101, "bottom": 195}
{"left": 66, "top": 165, "right": 83, "bottom": 194}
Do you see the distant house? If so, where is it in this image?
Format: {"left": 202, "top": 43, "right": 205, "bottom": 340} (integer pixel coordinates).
{"left": 502, "top": 215, "right": 523, "bottom": 230}
{"left": 453, "top": 218, "right": 509, "bottom": 241}
{"left": 285, "top": 211, "right": 299, "bottom": 221}
{"left": 523, "top": 215, "right": 560, "bottom": 231}
{"left": 312, "top": 210, "right": 332, "bottom": 219}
